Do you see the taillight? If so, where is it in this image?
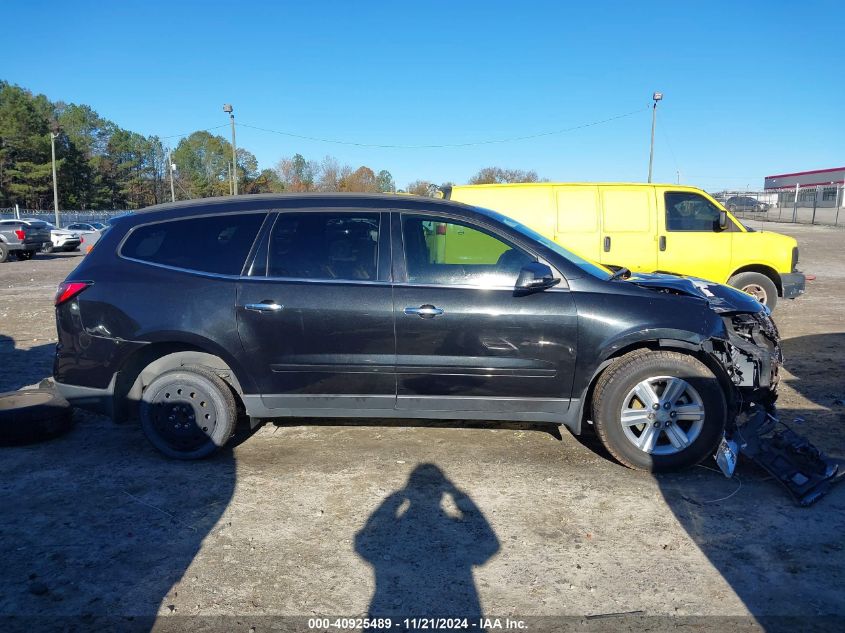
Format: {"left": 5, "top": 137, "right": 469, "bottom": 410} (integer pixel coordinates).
{"left": 80, "top": 236, "right": 85, "bottom": 243}
{"left": 14, "top": 229, "right": 25, "bottom": 240}
{"left": 55, "top": 281, "right": 91, "bottom": 306}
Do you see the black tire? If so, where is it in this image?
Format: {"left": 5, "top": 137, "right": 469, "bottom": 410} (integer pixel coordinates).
{"left": 42, "top": 242, "right": 54, "bottom": 254}
{"left": 140, "top": 365, "right": 237, "bottom": 460}
{"left": 0, "top": 243, "right": 8, "bottom": 263}
{"left": 728, "top": 272, "right": 778, "bottom": 310}
{"left": 591, "top": 350, "right": 726, "bottom": 472}
{"left": 0, "top": 389, "right": 74, "bottom": 446}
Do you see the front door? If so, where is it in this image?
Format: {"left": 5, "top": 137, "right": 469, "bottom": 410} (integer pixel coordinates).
{"left": 657, "top": 190, "right": 733, "bottom": 283}
{"left": 236, "top": 210, "right": 395, "bottom": 411}
{"left": 392, "top": 211, "right": 577, "bottom": 415}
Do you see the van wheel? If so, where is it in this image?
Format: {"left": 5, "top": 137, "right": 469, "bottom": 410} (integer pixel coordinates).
{"left": 140, "top": 365, "right": 237, "bottom": 460}
{"left": 591, "top": 350, "right": 726, "bottom": 472}
{"left": 728, "top": 272, "right": 778, "bottom": 309}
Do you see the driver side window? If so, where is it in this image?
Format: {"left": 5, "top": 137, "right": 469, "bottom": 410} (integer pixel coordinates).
{"left": 665, "top": 192, "right": 724, "bottom": 232}
{"left": 402, "top": 215, "right": 535, "bottom": 286}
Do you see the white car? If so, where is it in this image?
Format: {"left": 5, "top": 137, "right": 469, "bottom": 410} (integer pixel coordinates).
{"left": 65, "top": 222, "right": 106, "bottom": 249}
{"left": 22, "top": 220, "right": 82, "bottom": 253}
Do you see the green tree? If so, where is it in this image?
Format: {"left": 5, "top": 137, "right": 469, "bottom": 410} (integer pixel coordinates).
{"left": 0, "top": 81, "right": 54, "bottom": 208}
{"left": 376, "top": 169, "right": 395, "bottom": 193}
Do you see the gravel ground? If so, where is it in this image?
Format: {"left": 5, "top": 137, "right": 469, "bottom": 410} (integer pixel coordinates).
{"left": 0, "top": 223, "right": 843, "bottom": 632}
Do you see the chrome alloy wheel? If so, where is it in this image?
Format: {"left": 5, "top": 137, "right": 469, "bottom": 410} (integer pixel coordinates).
{"left": 741, "top": 283, "right": 768, "bottom": 304}
{"left": 619, "top": 376, "right": 705, "bottom": 455}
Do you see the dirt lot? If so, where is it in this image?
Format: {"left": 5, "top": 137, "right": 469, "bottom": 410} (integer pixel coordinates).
{"left": 1, "top": 223, "right": 843, "bottom": 632}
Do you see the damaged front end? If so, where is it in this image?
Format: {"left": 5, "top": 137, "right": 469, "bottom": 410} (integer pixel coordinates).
{"left": 709, "top": 310, "right": 842, "bottom": 506}
{"left": 626, "top": 272, "right": 842, "bottom": 505}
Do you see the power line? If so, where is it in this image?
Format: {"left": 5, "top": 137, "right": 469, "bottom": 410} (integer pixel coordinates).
{"left": 158, "top": 123, "right": 230, "bottom": 140}
{"left": 237, "top": 106, "right": 649, "bottom": 149}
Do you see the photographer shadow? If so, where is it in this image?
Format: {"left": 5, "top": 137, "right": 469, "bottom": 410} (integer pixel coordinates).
{"left": 355, "top": 464, "right": 499, "bottom": 624}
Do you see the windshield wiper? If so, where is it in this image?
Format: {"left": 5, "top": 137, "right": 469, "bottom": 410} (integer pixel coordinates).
{"left": 608, "top": 267, "right": 631, "bottom": 281}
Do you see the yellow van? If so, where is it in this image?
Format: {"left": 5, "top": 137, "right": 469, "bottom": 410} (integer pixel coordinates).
{"left": 444, "top": 183, "right": 804, "bottom": 309}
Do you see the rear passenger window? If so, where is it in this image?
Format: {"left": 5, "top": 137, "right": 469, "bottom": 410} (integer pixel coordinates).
{"left": 122, "top": 213, "right": 266, "bottom": 275}
{"left": 255, "top": 212, "right": 380, "bottom": 281}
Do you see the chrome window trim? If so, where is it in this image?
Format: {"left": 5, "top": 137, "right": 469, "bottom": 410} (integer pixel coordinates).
{"left": 393, "top": 281, "right": 570, "bottom": 292}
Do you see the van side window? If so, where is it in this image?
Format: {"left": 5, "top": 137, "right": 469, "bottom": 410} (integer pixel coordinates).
{"left": 402, "top": 215, "right": 534, "bottom": 286}
{"left": 259, "top": 212, "right": 380, "bottom": 281}
{"left": 665, "top": 192, "right": 723, "bottom": 231}
{"left": 121, "top": 213, "right": 266, "bottom": 275}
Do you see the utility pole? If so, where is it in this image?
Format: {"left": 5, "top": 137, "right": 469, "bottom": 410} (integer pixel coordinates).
{"left": 167, "top": 151, "right": 176, "bottom": 203}
{"left": 223, "top": 104, "right": 238, "bottom": 195}
{"left": 647, "top": 92, "right": 663, "bottom": 183}
{"left": 50, "top": 132, "right": 60, "bottom": 227}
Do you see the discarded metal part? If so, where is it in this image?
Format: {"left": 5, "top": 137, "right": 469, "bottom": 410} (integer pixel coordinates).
{"left": 733, "top": 406, "right": 844, "bottom": 506}
{"left": 715, "top": 436, "right": 739, "bottom": 478}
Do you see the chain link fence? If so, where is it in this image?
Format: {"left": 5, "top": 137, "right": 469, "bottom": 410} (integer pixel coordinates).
{"left": 711, "top": 185, "right": 844, "bottom": 226}
{"left": 0, "top": 209, "right": 131, "bottom": 226}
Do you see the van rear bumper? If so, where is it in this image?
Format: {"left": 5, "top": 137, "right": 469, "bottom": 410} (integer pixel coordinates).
{"left": 781, "top": 272, "right": 806, "bottom": 299}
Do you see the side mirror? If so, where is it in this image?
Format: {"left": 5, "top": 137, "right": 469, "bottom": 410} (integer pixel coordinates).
{"left": 719, "top": 209, "right": 728, "bottom": 230}
{"left": 515, "top": 261, "right": 561, "bottom": 294}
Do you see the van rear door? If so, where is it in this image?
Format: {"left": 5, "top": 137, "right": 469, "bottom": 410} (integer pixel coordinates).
{"left": 599, "top": 187, "right": 657, "bottom": 272}
{"left": 554, "top": 186, "right": 601, "bottom": 262}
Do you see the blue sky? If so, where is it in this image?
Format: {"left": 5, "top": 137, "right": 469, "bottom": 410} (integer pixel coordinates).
{"left": 5, "top": 0, "right": 843, "bottom": 191}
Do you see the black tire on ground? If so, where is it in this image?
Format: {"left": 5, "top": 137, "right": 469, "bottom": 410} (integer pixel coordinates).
{"left": 140, "top": 365, "right": 237, "bottom": 460}
{"left": 42, "top": 242, "right": 54, "bottom": 253}
{"left": 591, "top": 350, "right": 727, "bottom": 472}
{"left": 0, "top": 243, "right": 8, "bottom": 263}
{"left": 728, "top": 271, "right": 778, "bottom": 310}
{"left": 0, "top": 389, "right": 74, "bottom": 446}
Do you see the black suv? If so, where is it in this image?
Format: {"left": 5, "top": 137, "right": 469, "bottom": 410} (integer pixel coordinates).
{"left": 53, "top": 194, "right": 781, "bottom": 471}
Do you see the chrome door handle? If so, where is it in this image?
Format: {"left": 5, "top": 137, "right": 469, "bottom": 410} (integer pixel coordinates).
{"left": 244, "top": 302, "right": 283, "bottom": 313}
{"left": 404, "top": 304, "right": 444, "bottom": 318}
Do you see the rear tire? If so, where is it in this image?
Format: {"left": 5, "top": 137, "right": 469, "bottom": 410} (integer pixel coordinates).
{"left": 591, "top": 350, "right": 726, "bottom": 472}
{"left": 140, "top": 365, "right": 237, "bottom": 460}
{"left": 0, "top": 243, "right": 8, "bottom": 263}
{"left": 42, "top": 242, "right": 54, "bottom": 254}
{"left": 728, "top": 272, "right": 778, "bottom": 310}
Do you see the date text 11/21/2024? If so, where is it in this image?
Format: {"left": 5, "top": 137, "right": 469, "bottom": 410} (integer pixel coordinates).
{"left": 307, "top": 617, "right": 528, "bottom": 630}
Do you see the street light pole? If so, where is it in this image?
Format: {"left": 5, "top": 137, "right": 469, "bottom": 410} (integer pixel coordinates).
{"left": 167, "top": 150, "right": 176, "bottom": 203}
{"left": 223, "top": 104, "right": 238, "bottom": 195}
{"left": 647, "top": 92, "right": 663, "bottom": 183}
{"left": 50, "top": 132, "right": 60, "bottom": 227}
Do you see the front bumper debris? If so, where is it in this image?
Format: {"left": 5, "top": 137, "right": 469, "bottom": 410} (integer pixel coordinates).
{"left": 709, "top": 311, "right": 842, "bottom": 505}
{"left": 729, "top": 405, "right": 844, "bottom": 506}
{"left": 781, "top": 272, "right": 806, "bottom": 299}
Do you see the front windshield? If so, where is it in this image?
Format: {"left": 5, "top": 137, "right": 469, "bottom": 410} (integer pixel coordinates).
{"left": 475, "top": 206, "right": 613, "bottom": 280}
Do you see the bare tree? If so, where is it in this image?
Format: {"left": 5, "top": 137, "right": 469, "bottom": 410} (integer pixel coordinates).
{"left": 468, "top": 167, "right": 542, "bottom": 185}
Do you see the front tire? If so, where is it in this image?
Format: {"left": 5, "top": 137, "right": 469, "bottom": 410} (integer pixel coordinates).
{"left": 728, "top": 272, "right": 778, "bottom": 310}
{"left": 140, "top": 365, "right": 237, "bottom": 459}
{"left": 591, "top": 350, "right": 726, "bottom": 472}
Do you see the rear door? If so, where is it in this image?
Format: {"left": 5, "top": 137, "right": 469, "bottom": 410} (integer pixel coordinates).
{"left": 657, "top": 190, "right": 733, "bottom": 283}
{"left": 599, "top": 187, "right": 658, "bottom": 272}
{"left": 392, "top": 210, "right": 577, "bottom": 415}
{"left": 236, "top": 210, "right": 396, "bottom": 412}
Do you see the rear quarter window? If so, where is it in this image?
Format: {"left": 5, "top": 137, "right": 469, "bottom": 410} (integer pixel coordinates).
{"left": 121, "top": 213, "right": 266, "bottom": 275}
